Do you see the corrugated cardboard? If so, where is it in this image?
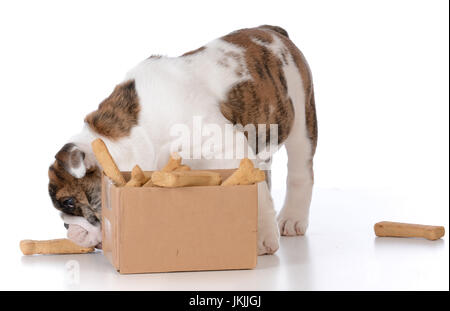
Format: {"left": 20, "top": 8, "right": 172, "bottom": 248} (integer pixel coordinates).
{"left": 101, "top": 169, "right": 258, "bottom": 274}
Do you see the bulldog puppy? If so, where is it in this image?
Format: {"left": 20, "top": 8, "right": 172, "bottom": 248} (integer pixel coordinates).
{"left": 48, "top": 25, "right": 318, "bottom": 255}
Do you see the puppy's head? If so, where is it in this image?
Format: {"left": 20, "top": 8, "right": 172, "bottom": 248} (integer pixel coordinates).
{"left": 48, "top": 143, "right": 102, "bottom": 225}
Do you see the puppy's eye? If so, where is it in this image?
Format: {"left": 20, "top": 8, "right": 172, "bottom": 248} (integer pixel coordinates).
{"left": 62, "top": 197, "right": 75, "bottom": 208}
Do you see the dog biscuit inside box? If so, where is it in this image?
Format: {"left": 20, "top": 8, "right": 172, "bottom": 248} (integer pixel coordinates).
{"left": 101, "top": 170, "right": 258, "bottom": 274}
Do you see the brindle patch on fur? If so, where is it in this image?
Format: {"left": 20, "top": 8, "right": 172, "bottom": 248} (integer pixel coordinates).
{"left": 181, "top": 46, "right": 206, "bottom": 56}
{"left": 259, "top": 25, "right": 290, "bottom": 38}
{"left": 217, "top": 50, "right": 248, "bottom": 77}
{"left": 85, "top": 80, "right": 140, "bottom": 140}
{"left": 220, "top": 27, "right": 295, "bottom": 153}
{"left": 262, "top": 27, "right": 318, "bottom": 155}
{"left": 221, "top": 26, "right": 318, "bottom": 156}
{"left": 48, "top": 160, "right": 102, "bottom": 224}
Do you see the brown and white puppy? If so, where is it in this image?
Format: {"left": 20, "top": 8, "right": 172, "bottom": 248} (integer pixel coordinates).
{"left": 48, "top": 25, "right": 318, "bottom": 255}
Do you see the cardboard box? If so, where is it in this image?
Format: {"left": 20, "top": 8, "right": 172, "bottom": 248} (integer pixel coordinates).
{"left": 101, "top": 169, "right": 258, "bottom": 274}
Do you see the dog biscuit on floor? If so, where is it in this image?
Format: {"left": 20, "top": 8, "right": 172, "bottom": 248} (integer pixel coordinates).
{"left": 374, "top": 221, "right": 445, "bottom": 240}
{"left": 20, "top": 239, "right": 95, "bottom": 255}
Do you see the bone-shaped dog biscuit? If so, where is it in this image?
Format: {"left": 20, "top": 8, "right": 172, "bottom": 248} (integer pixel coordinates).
{"left": 374, "top": 221, "right": 445, "bottom": 241}
{"left": 20, "top": 239, "right": 95, "bottom": 255}
{"left": 221, "top": 158, "right": 265, "bottom": 186}
{"left": 143, "top": 178, "right": 155, "bottom": 187}
{"left": 152, "top": 170, "right": 222, "bottom": 187}
{"left": 174, "top": 165, "right": 191, "bottom": 172}
{"left": 162, "top": 152, "right": 182, "bottom": 172}
{"left": 143, "top": 153, "right": 191, "bottom": 187}
{"left": 161, "top": 152, "right": 192, "bottom": 172}
{"left": 91, "top": 138, "right": 126, "bottom": 186}
{"left": 125, "top": 165, "right": 149, "bottom": 187}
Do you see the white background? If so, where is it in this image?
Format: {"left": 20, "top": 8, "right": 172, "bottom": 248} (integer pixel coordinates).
{"left": 0, "top": 0, "right": 448, "bottom": 290}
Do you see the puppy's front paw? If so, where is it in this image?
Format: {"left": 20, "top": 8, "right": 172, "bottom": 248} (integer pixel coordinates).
{"left": 278, "top": 208, "right": 309, "bottom": 236}
{"left": 67, "top": 224, "right": 101, "bottom": 247}
{"left": 257, "top": 223, "right": 280, "bottom": 255}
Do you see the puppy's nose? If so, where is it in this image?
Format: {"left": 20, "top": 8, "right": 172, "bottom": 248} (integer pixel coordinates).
{"left": 64, "top": 223, "right": 69, "bottom": 229}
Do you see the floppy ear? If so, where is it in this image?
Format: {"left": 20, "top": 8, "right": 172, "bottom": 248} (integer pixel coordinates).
{"left": 55, "top": 143, "right": 89, "bottom": 178}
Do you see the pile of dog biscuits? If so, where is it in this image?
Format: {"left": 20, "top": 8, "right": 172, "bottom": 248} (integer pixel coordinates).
{"left": 91, "top": 138, "right": 266, "bottom": 188}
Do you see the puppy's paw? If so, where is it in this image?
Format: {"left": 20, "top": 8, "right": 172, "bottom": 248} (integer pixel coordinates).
{"left": 278, "top": 208, "right": 309, "bottom": 236}
{"left": 67, "top": 224, "right": 101, "bottom": 247}
{"left": 257, "top": 223, "right": 280, "bottom": 255}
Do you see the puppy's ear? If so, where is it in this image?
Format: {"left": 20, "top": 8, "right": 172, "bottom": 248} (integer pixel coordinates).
{"left": 55, "top": 143, "right": 89, "bottom": 178}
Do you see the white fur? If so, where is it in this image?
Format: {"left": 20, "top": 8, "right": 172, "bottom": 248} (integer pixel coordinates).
{"left": 66, "top": 145, "right": 86, "bottom": 178}
{"left": 277, "top": 51, "right": 314, "bottom": 236}
{"left": 257, "top": 181, "right": 280, "bottom": 254}
{"left": 66, "top": 33, "right": 314, "bottom": 253}
{"left": 61, "top": 213, "right": 102, "bottom": 247}
{"left": 68, "top": 165, "right": 85, "bottom": 179}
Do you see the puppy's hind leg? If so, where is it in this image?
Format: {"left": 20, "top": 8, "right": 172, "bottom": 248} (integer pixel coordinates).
{"left": 277, "top": 118, "right": 315, "bottom": 236}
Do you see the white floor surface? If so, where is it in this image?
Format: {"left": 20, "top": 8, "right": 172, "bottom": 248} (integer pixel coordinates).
{"left": 3, "top": 187, "right": 448, "bottom": 291}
